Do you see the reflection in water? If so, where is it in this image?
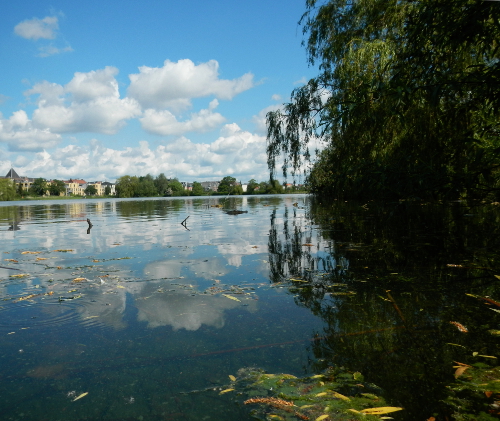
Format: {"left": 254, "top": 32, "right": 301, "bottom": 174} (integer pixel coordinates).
{"left": 267, "top": 199, "right": 500, "bottom": 420}
{"left": 0, "top": 195, "right": 324, "bottom": 421}
{"left": 2, "top": 196, "right": 496, "bottom": 420}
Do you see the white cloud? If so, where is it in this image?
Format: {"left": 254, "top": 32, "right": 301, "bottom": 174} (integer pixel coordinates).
{"left": 140, "top": 99, "right": 225, "bottom": 136}
{"left": 5, "top": 123, "right": 270, "bottom": 182}
{"left": 14, "top": 16, "right": 59, "bottom": 40}
{"left": 0, "top": 110, "right": 61, "bottom": 152}
{"left": 26, "top": 67, "right": 141, "bottom": 134}
{"left": 128, "top": 59, "right": 254, "bottom": 111}
{"left": 14, "top": 14, "right": 73, "bottom": 57}
{"left": 37, "top": 44, "right": 73, "bottom": 57}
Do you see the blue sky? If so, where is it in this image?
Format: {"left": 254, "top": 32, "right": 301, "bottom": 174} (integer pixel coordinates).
{"left": 0, "top": 0, "right": 317, "bottom": 183}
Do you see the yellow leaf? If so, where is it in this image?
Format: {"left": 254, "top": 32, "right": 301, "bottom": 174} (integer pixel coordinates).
{"left": 315, "top": 392, "right": 327, "bottom": 397}
{"left": 72, "top": 278, "right": 86, "bottom": 282}
{"left": 116, "top": 285, "right": 125, "bottom": 289}
{"left": 222, "top": 294, "right": 240, "bottom": 302}
{"left": 219, "top": 388, "right": 234, "bottom": 394}
{"left": 310, "top": 374, "right": 324, "bottom": 379}
{"left": 333, "top": 391, "right": 350, "bottom": 401}
{"left": 347, "top": 409, "right": 361, "bottom": 414}
{"left": 478, "top": 355, "right": 497, "bottom": 359}
{"left": 495, "top": 275, "right": 500, "bottom": 280}
{"left": 73, "top": 392, "right": 88, "bottom": 401}
{"left": 454, "top": 366, "right": 469, "bottom": 378}
{"left": 315, "top": 415, "right": 329, "bottom": 421}
{"left": 300, "top": 405, "right": 314, "bottom": 409}
{"left": 360, "top": 407, "right": 403, "bottom": 415}
{"left": 229, "top": 375, "right": 236, "bottom": 381}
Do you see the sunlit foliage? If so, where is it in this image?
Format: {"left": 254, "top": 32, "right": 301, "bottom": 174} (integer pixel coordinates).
{"left": 267, "top": 0, "right": 500, "bottom": 200}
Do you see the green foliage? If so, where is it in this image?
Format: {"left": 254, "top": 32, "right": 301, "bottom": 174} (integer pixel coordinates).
{"left": 246, "top": 179, "right": 259, "bottom": 194}
{"left": 266, "top": 179, "right": 284, "bottom": 194}
{"left": 115, "top": 175, "right": 136, "bottom": 198}
{"left": 49, "top": 179, "right": 66, "bottom": 196}
{"left": 136, "top": 174, "right": 157, "bottom": 197}
{"left": 0, "top": 179, "right": 16, "bottom": 201}
{"left": 104, "top": 185, "right": 111, "bottom": 196}
{"left": 29, "top": 178, "right": 48, "bottom": 196}
{"left": 154, "top": 173, "right": 170, "bottom": 196}
{"left": 217, "top": 176, "right": 237, "bottom": 194}
{"left": 267, "top": 0, "right": 500, "bottom": 200}
{"left": 191, "top": 181, "right": 205, "bottom": 196}
{"left": 84, "top": 185, "right": 98, "bottom": 196}
{"left": 166, "top": 178, "right": 184, "bottom": 196}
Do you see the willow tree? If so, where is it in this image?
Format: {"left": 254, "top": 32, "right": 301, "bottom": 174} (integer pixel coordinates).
{"left": 267, "top": 0, "right": 500, "bottom": 200}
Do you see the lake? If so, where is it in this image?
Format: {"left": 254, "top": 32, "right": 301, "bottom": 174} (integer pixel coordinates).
{"left": 0, "top": 195, "right": 499, "bottom": 421}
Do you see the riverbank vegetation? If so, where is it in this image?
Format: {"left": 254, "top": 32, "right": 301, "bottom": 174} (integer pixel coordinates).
{"left": 113, "top": 174, "right": 306, "bottom": 198}
{"left": 267, "top": 0, "right": 500, "bottom": 201}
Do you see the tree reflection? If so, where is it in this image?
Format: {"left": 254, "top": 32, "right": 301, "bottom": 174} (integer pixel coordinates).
{"left": 267, "top": 199, "right": 500, "bottom": 419}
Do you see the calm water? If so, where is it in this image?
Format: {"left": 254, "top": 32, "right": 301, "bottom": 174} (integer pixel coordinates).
{"left": 0, "top": 195, "right": 499, "bottom": 421}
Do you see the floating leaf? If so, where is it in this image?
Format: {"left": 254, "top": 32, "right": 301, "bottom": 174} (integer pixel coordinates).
{"left": 53, "top": 249, "right": 74, "bottom": 252}
{"left": 353, "top": 372, "right": 364, "bottom": 381}
{"left": 4, "top": 259, "right": 18, "bottom": 262}
{"left": 73, "top": 392, "right": 88, "bottom": 401}
{"left": 360, "top": 393, "right": 379, "bottom": 400}
{"left": 450, "top": 321, "right": 468, "bottom": 332}
{"left": 333, "top": 391, "right": 350, "bottom": 401}
{"left": 229, "top": 375, "right": 236, "bottom": 381}
{"left": 447, "top": 343, "right": 466, "bottom": 348}
{"left": 222, "top": 294, "right": 241, "bottom": 302}
{"left": 454, "top": 366, "right": 470, "bottom": 378}
{"left": 21, "top": 251, "right": 42, "bottom": 255}
{"left": 10, "top": 273, "right": 29, "bottom": 278}
{"left": 360, "top": 407, "right": 403, "bottom": 415}
{"left": 219, "top": 388, "right": 234, "bottom": 394}
{"left": 72, "top": 278, "right": 86, "bottom": 283}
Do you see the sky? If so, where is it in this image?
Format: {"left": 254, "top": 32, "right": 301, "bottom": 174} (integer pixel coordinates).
{"left": 0, "top": 0, "right": 318, "bottom": 184}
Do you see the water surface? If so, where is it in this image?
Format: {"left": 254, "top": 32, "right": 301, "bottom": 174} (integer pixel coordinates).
{"left": 0, "top": 196, "right": 499, "bottom": 420}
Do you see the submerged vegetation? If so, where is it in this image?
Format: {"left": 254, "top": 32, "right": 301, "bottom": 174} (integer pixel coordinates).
{"left": 267, "top": 0, "right": 500, "bottom": 201}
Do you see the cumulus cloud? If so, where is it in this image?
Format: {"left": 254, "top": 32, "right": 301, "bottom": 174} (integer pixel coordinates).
{"left": 26, "top": 67, "right": 141, "bottom": 134}
{"left": 140, "top": 99, "right": 225, "bottom": 136}
{"left": 14, "top": 14, "right": 73, "bottom": 57}
{"left": 14, "top": 16, "right": 59, "bottom": 40}
{"left": 0, "top": 110, "right": 61, "bottom": 152}
{"left": 128, "top": 59, "right": 254, "bottom": 111}
{"left": 6, "top": 123, "right": 270, "bottom": 181}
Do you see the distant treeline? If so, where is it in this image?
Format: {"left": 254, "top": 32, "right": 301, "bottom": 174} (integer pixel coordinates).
{"left": 114, "top": 174, "right": 306, "bottom": 198}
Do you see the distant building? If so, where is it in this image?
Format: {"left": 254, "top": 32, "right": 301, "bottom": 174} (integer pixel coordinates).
{"left": 0, "top": 168, "right": 35, "bottom": 193}
{"left": 200, "top": 181, "right": 220, "bottom": 192}
{"left": 101, "top": 181, "right": 116, "bottom": 195}
{"left": 65, "top": 179, "right": 87, "bottom": 196}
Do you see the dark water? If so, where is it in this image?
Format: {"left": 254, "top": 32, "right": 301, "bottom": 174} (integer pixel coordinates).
{"left": 0, "top": 195, "right": 498, "bottom": 420}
